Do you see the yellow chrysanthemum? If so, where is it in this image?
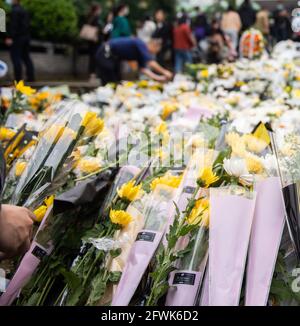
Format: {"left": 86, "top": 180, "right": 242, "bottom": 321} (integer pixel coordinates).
{"left": 76, "top": 158, "right": 101, "bottom": 174}
{"left": 187, "top": 198, "right": 209, "bottom": 227}
{"left": 245, "top": 154, "right": 264, "bottom": 174}
{"left": 243, "top": 134, "right": 268, "bottom": 154}
{"left": 155, "top": 122, "right": 168, "bottom": 135}
{"left": 15, "top": 80, "right": 36, "bottom": 96}
{"left": 150, "top": 173, "right": 182, "bottom": 191}
{"left": 15, "top": 161, "right": 27, "bottom": 177}
{"left": 197, "top": 167, "right": 219, "bottom": 188}
{"left": 33, "top": 196, "right": 54, "bottom": 222}
{"left": 117, "top": 180, "right": 141, "bottom": 202}
{"left": 81, "top": 112, "right": 97, "bottom": 127}
{"left": 200, "top": 69, "right": 209, "bottom": 78}
{"left": 109, "top": 209, "right": 132, "bottom": 227}
{"left": 84, "top": 117, "right": 104, "bottom": 137}
{"left": 138, "top": 80, "right": 149, "bottom": 88}
{"left": 81, "top": 112, "right": 104, "bottom": 137}
{"left": 161, "top": 103, "right": 178, "bottom": 120}
{"left": 0, "top": 127, "right": 16, "bottom": 141}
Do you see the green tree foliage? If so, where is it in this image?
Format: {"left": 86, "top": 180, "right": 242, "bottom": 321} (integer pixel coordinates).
{"left": 21, "top": 0, "right": 78, "bottom": 42}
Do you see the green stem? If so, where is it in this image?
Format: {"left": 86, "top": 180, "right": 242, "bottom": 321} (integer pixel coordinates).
{"left": 36, "top": 276, "right": 53, "bottom": 306}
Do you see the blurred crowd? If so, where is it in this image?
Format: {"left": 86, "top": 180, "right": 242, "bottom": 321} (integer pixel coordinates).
{"left": 2, "top": 0, "right": 298, "bottom": 84}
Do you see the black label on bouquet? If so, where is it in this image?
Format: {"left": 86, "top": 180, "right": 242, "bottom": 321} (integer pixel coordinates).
{"left": 183, "top": 186, "right": 196, "bottom": 194}
{"left": 32, "top": 246, "right": 47, "bottom": 259}
{"left": 136, "top": 231, "right": 156, "bottom": 242}
{"left": 173, "top": 272, "right": 196, "bottom": 285}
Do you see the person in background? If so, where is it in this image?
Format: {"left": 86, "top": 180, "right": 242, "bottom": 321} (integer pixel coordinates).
{"left": 272, "top": 2, "right": 292, "bottom": 42}
{"left": 137, "top": 15, "right": 156, "bottom": 44}
{"left": 238, "top": 0, "right": 257, "bottom": 31}
{"left": 193, "top": 6, "right": 209, "bottom": 44}
{"left": 5, "top": 0, "right": 35, "bottom": 82}
{"left": 152, "top": 9, "right": 173, "bottom": 68}
{"left": 103, "top": 11, "right": 114, "bottom": 41}
{"left": 96, "top": 37, "right": 173, "bottom": 85}
{"left": 221, "top": 5, "right": 241, "bottom": 52}
{"left": 207, "top": 19, "right": 234, "bottom": 64}
{"left": 111, "top": 3, "right": 131, "bottom": 39}
{"left": 173, "top": 15, "right": 196, "bottom": 74}
{"left": 0, "top": 149, "right": 35, "bottom": 261}
{"left": 255, "top": 6, "right": 270, "bottom": 46}
{"left": 85, "top": 3, "right": 103, "bottom": 82}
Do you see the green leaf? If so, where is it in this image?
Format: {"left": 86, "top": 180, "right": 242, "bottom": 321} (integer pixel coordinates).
{"left": 109, "top": 271, "right": 122, "bottom": 283}
{"left": 86, "top": 272, "right": 108, "bottom": 306}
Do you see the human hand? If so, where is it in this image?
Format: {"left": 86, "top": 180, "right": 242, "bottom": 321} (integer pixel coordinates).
{"left": 164, "top": 70, "right": 173, "bottom": 80}
{"left": 0, "top": 205, "right": 36, "bottom": 260}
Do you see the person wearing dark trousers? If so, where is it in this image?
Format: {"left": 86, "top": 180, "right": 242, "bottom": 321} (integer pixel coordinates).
{"left": 5, "top": 0, "right": 35, "bottom": 82}
{"left": 96, "top": 37, "right": 173, "bottom": 85}
{"left": 86, "top": 3, "right": 103, "bottom": 81}
{"left": 152, "top": 9, "right": 173, "bottom": 68}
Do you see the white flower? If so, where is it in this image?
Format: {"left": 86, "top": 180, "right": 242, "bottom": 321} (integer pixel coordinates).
{"left": 261, "top": 154, "right": 278, "bottom": 177}
{"left": 224, "top": 157, "right": 254, "bottom": 186}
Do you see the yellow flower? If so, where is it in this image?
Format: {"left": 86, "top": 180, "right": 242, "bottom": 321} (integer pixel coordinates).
{"left": 109, "top": 209, "right": 132, "bottom": 227}
{"left": 15, "top": 80, "right": 36, "bottom": 96}
{"left": 292, "top": 89, "right": 300, "bottom": 99}
{"left": 155, "top": 122, "right": 168, "bottom": 135}
{"left": 124, "top": 81, "right": 135, "bottom": 88}
{"left": 0, "top": 127, "right": 16, "bottom": 141}
{"left": 200, "top": 69, "right": 209, "bottom": 79}
{"left": 150, "top": 173, "right": 182, "bottom": 191}
{"left": 243, "top": 134, "right": 268, "bottom": 153}
{"left": 76, "top": 158, "right": 101, "bottom": 174}
{"left": 187, "top": 198, "right": 209, "bottom": 227}
{"left": 33, "top": 196, "right": 54, "bottom": 222}
{"left": 235, "top": 80, "right": 245, "bottom": 87}
{"left": 138, "top": 80, "right": 149, "bottom": 88}
{"left": 81, "top": 112, "right": 104, "bottom": 137}
{"left": 197, "top": 167, "right": 219, "bottom": 188}
{"left": 84, "top": 117, "right": 104, "bottom": 137}
{"left": 245, "top": 154, "right": 264, "bottom": 174}
{"left": 15, "top": 161, "right": 27, "bottom": 177}
{"left": 81, "top": 112, "right": 97, "bottom": 127}
{"left": 160, "top": 103, "right": 178, "bottom": 120}
{"left": 117, "top": 180, "right": 141, "bottom": 202}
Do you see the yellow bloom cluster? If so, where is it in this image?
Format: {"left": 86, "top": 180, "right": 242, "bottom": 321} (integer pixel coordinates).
{"left": 15, "top": 80, "right": 36, "bottom": 96}
{"left": 28, "top": 91, "right": 50, "bottom": 110}
{"left": 109, "top": 209, "right": 132, "bottom": 227}
{"left": 76, "top": 158, "right": 101, "bottom": 174}
{"left": 117, "top": 180, "right": 141, "bottom": 202}
{"left": 187, "top": 198, "right": 210, "bottom": 227}
{"left": 150, "top": 173, "right": 182, "bottom": 191}
{"left": 225, "top": 131, "right": 265, "bottom": 174}
{"left": 82, "top": 112, "right": 104, "bottom": 137}
{"left": 197, "top": 167, "right": 219, "bottom": 188}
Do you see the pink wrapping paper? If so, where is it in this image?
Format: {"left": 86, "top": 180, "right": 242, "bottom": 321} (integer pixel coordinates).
{"left": 0, "top": 241, "right": 53, "bottom": 306}
{"left": 185, "top": 107, "right": 214, "bottom": 121}
{"left": 245, "top": 177, "right": 285, "bottom": 306}
{"left": 165, "top": 270, "right": 203, "bottom": 306}
{"left": 111, "top": 229, "right": 163, "bottom": 306}
{"left": 0, "top": 208, "right": 53, "bottom": 306}
{"left": 209, "top": 189, "right": 256, "bottom": 306}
